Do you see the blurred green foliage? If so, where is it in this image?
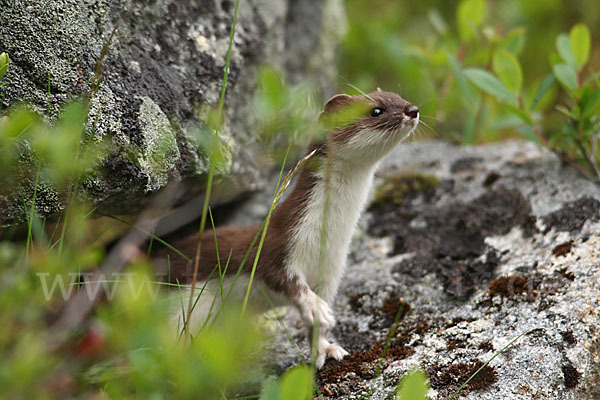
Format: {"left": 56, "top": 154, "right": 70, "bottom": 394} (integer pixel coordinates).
{"left": 395, "top": 369, "right": 429, "bottom": 400}
{"left": 340, "top": 1, "right": 598, "bottom": 134}
{"left": 260, "top": 365, "right": 313, "bottom": 400}
{"left": 340, "top": 0, "right": 600, "bottom": 180}
{"left": 0, "top": 52, "right": 8, "bottom": 81}
{"left": 252, "top": 67, "right": 323, "bottom": 163}
{"left": 0, "top": 100, "right": 264, "bottom": 399}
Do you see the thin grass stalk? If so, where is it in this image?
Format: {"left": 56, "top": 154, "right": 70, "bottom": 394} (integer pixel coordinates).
{"left": 208, "top": 224, "right": 264, "bottom": 328}
{"left": 208, "top": 207, "right": 225, "bottom": 305}
{"left": 241, "top": 138, "right": 294, "bottom": 315}
{"left": 362, "top": 299, "right": 408, "bottom": 399}
{"left": 448, "top": 330, "right": 529, "bottom": 400}
{"left": 310, "top": 136, "right": 334, "bottom": 370}
{"left": 178, "top": 262, "right": 222, "bottom": 339}
{"left": 259, "top": 288, "right": 307, "bottom": 364}
{"left": 184, "top": 0, "right": 240, "bottom": 341}
{"left": 25, "top": 161, "right": 41, "bottom": 262}
{"left": 102, "top": 214, "right": 191, "bottom": 262}
{"left": 200, "top": 250, "right": 232, "bottom": 331}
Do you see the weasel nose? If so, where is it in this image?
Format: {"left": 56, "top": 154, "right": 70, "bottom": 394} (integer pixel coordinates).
{"left": 404, "top": 105, "right": 419, "bottom": 119}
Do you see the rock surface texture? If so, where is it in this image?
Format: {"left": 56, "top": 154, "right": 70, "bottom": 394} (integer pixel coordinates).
{"left": 0, "top": 0, "right": 345, "bottom": 224}
{"left": 262, "top": 140, "right": 600, "bottom": 399}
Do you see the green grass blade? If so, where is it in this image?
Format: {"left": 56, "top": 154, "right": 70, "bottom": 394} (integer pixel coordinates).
{"left": 184, "top": 0, "right": 240, "bottom": 340}
{"left": 448, "top": 330, "right": 529, "bottom": 400}
{"left": 100, "top": 213, "right": 191, "bottom": 263}
{"left": 241, "top": 139, "right": 294, "bottom": 315}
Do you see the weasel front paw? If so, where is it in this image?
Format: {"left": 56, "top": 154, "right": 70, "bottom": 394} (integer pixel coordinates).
{"left": 299, "top": 291, "right": 335, "bottom": 329}
{"left": 316, "top": 341, "right": 349, "bottom": 369}
{"left": 316, "top": 300, "right": 335, "bottom": 328}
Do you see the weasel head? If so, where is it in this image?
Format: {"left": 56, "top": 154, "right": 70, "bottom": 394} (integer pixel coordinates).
{"left": 319, "top": 89, "right": 419, "bottom": 165}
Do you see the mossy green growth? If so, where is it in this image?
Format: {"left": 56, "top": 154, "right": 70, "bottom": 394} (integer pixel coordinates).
{"left": 0, "top": 52, "right": 9, "bottom": 81}
{"left": 371, "top": 173, "right": 439, "bottom": 208}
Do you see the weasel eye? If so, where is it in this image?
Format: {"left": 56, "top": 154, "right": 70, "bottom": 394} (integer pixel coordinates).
{"left": 370, "top": 107, "right": 384, "bottom": 117}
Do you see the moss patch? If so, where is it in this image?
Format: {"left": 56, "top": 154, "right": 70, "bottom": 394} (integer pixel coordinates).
{"left": 488, "top": 275, "right": 529, "bottom": 298}
{"left": 370, "top": 173, "right": 439, "bottom": 209}
{"left": 562, "top": 362, "right": 581, "bottom": 389}
{"left": 429, "top": 360, "right": 498, "bottom": 396}
{"left": 552, "top": 240, "right": 573, "bottom": 257}
{"left": 371, "top": 186, "right": 537, "bottom": 299}
{"left": 379, "top": 295, "right": 411, "bottom": 326}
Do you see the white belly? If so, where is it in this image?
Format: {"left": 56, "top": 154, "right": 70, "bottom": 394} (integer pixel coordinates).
{"left": 285, "top": 166, "right": 375, "bottom": 303}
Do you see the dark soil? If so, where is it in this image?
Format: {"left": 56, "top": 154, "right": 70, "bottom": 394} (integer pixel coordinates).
{"left": 477, "top": 341, "right": 494, "bottom": 352}
{"left": 369, "top": 184, "right": 536, "bottom": 299}
{"left": 552, "top": 240, "right": 573, "bottom": 257}
{"left": 482, "top": 171, "right": 501, "bottom": 187}
{"left": 561, "top": 330, "right": 576, "bottom": 346}
{"left": 374, "top": 295, "right": 411, "bottom": 328}
{"left": 542, "top": 197, "right": 600, "bottom": 232}
{"left": 317, "top": 311, "right": 439, "bottom": 398}
{"left": 562, "top": 361, "right": 581, "bottom": 389}
{"left": 488, "top": 276, "right": 529, "bottom": 298}
{"left": 429, "top": 360, "right": 498, "bottom": 396}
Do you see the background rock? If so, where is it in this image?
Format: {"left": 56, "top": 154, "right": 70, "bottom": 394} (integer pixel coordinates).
{"left": 0, "top": 0, "right": 346, "bottom": 225}
{"left": 259, "top": 140, "right": 600, "bottom": 399}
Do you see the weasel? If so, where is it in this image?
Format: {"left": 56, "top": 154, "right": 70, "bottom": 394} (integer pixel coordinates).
{"left": 154, "top": 89, "right": 419, "bottom": 368}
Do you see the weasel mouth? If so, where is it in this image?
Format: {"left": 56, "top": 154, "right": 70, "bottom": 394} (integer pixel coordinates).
{"left": 396, "top": 118, "right": 419, "bottom": 142}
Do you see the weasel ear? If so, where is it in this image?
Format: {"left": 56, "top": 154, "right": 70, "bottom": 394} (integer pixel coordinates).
{"left": 323, "top": 94, "right": 354, "bottom": 113}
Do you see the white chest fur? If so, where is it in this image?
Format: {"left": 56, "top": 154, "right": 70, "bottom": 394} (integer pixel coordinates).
{"left": 285, "top": 164, "right": 376, "bottom": 303}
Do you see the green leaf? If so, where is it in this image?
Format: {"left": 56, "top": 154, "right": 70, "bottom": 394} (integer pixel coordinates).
{"left": 463, "top": 68, "right": 518, "bottom": 105}
{"left": 492, "top": 50, "right": 522, "bottom": 93}
{"left": 280, "top": 366, "right": 313, "bottom": 400}
{"left": 580, "top": 87, "right": 600, "bottom": 117}
{"left": 556, "top": 34, "right": 577, "bottom": 69}
{"left": 552, "top": 63, "right": 578, "bottom": 92}
{"left": 456, "top": 0, "right": 486, "bottom": 41}
{"left": 396, "top": 370, "right": 429, "bottom": 400}
{"left": 447, "top": 52, "right": 475, "bottom": 105}
{"left": 259, "top": 380, "right": 280, "bottom": 400}
{"left": 549, "top": 53, "right": 563, "bottom": 67}
{"left": 500, "top": 28, "right": 526, "bottom": 55}
{"left": 428, "top": 9, "right": 447, "bottom": 36}
{"left": 556, "top": 104, "right": 577, "bottom": 119}
{"left": 463, "top": 111, "right": 477, "bottom": 144}
{"left": 0, "top": 52, "right": 8, "bottom": 81}
{"left": 0, "top": 107, "right": 39, "bottom": 140}
{"left": 569, "top": 23, "right": 591, "bottom": 70}
{"left": 530, "top": 73, "right": 556, "bottom": 110}
{"left": 503, "top": 104, "right": 532, "bottom": 125}
{"left": 258, "top": 66, "right": 286, "bottom": 109}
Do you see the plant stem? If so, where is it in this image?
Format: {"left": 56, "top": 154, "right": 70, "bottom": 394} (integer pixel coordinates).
{"left": 241, "top": 139, "right": 294, "bottom": 315}
{"left": 519, "top": 102, "right": 597, "bottom": 181}
{"left": 574, "top": 134, "right": 600, "bottom": 181}
{"left": 185, "top": 0, "right": 240, "bottom": 340}
{"left": 448, "top": 330, "right": 529, "bottom": 400}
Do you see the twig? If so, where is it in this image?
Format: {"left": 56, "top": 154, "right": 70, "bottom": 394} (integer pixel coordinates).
{"left": 529, "top": 118, "right": 597, "bottom": 182}
{"left": 83, "top": 22, "right": 120, "bottom": 106}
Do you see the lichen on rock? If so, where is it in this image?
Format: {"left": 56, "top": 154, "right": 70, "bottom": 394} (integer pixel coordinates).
{"left": 258, "top": 140, "right": 600, "bottom": 399}
{"left": 0, "top": 0, "right": 346, "bottom": 223}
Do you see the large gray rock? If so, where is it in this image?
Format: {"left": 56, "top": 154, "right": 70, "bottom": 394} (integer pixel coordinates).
{"left": 0, "top": 0, "right": 346, "bottom": 224}
{"left": 260, "top": 140, "right": 600, "bottom": 399}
